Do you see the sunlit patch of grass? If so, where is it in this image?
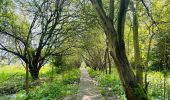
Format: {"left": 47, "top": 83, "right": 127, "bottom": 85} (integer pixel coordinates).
{"left": 0, "top": 64, "right": 52, "bottom": 97}
{"left": 0, "top": 65, "right": 25, "bottom": 83}
{"left": 39, "top": 64, "right": 52, "bottom": 77}
{"left": 40, "top": 64, "right": 52, "bottom": 74}
{"left": 0, "top": 65, "right": 25, "bottom": 75}
{"left": 0, "top": 65, "right": 25, "bottom": 98}
{"left": 0, "top": 64, "right": 80, "bottom": 99}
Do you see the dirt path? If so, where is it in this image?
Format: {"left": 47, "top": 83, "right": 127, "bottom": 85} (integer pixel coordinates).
{"left": 75, "top": 67, "right": 104, "bottom": 100}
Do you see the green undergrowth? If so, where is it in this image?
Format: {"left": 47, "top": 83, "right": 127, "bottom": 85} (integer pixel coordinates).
{"left": 0, "top": 65, "right": 25, "bottom": 97}
{"left": 0, "top": 65, "right": 51, "bottom": 97}
{"left": 147, "top": 71, "right": 170, "bottom": 100}
{"left": 0, "top": 65, "right": 80, "bottom": 99}
{"left": 87, "top": 67, "right": 170, "bottom": 100}
{"left": 16, "top": 68, "right": 80, "bottom": 99}
{"left": 86, "top": 67, "right": 126, "bottom": 100}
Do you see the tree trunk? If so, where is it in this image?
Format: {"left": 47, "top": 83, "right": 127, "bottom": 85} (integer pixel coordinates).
{"left": 90, "top": 0, "right": 148, "bottom": 99}
{"left": 29, "top": 64, "right": 40, "bottom": 80}
{"left": 30, "top": 70, "right": 39, "bottom": 80}
{"left": 109, "top": 36, "right": 147, "bottom": 100}
{"left": 51, "top": 65, "right": 54, "bottom": 81}
{"left": 107, "top": 48, "right": 111, "bottom": 74}
{"left": 25, "top": 63, "right": 29, "bottom": 94}
{"left": 130, "top": 1, "right": 143, "bottom": 86}
{"left": 104, "top": 48, "right": 108, "bottom": 74}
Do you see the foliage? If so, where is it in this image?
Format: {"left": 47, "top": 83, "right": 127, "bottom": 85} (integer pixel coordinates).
{"left": 0, "top": 0, "right": 170, "bottom": 99}
{"left": 0, "top": 65, "right": 50, "bottom": 98}
{"left": 0, "top": 65, "right": 25, "bottom": 96}
{"left": 87, "top": 66, "right": 170, "bottom": 100}
{"left": 16, "top": 68, "right": 80, "bottom": 99}
{"left": 87, "top": 67, "right": 126, "bottom": 99}
{"left": 51, "top": 56, "right": 73, "bottom": 75}
{"left": 52, "top": 54, "right": 82, "bottom": 74}
{"left": 0, "top": 0, "right": 84, "bottom": 79}
{"left": 86, "top": 67, "right": 100, "bottom": 78}
{"left": 62, "top": 69, "right": 80, "bottom": 84}
{"left": 150, "top": 31, "right": 170, "bottom": 71}
{"left": 147, "top": 71, "right": 170, "bottom": 100}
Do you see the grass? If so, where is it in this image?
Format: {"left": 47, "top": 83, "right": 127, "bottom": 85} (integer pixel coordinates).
{"left": 0, "top": 65, "right": 25, "bottom": 97}
{"left": 2, "top": 64, "right": 170, "bottom": 100}
{"left": 0, "top": 65, "right": 25, "bottom": 81}
{"left": 87, "top": 67, "right": 170, "bottom": 100}
{"left": 16, "top": 68, "right": 80, "bottom": 99}
{"left": 0, "top": 65, "right": 80, "bottom": 100}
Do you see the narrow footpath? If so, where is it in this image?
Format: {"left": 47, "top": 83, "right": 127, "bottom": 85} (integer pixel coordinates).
{"left": 76, "top": 67, "right": 104, "bottom": 100}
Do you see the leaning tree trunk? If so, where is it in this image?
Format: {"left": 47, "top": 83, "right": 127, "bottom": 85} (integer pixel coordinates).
{"left": 90, "top": 0, "right": 148, "bottom": 99}
{"left": 109, "top": 36, "right": 147, "bottom": 100}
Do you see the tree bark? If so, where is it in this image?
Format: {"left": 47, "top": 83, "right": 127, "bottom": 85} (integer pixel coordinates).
{"left": 109, "top": 31, "right": 147, "bottom": 100}
{"left": 29, "top": 63, "right": 40, "bottom": 80}
{"left": 25, "top": 63, "right": 29, "bottom": 94}
{"left": 104, "top": 48, "right": 108, "bottom": 74}
{"left": 90, "top": 0, "right": 148, "bottom": 99}
{"left": 130, "top": 1, "right": 143, "bottom": 86}
{"left": 107, "top": 48, "right": 111, "bottom": 74}
{"left": 30, "top": 69, "right": 39, "bottom": 80}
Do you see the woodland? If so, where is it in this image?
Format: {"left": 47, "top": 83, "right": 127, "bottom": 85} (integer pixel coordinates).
{"left": 0, "top": 0, "right": 170, "bottom": 100}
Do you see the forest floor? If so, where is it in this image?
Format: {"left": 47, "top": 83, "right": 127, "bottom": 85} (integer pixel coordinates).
{"left": 76, "top": 67, "right": 104, "bottom": 100}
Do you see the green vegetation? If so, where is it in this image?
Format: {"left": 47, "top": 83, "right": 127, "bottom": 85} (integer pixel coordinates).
{"left": 87, "top": 67, "right": 126, "bottom": 99}
{"left": 0, "top": 66, "right": 25, "bottom": 99}
{"left": 0, "top": 65, "right": 80, "bottom": 100}
{"left": 16, "top": 68, "right": 80, "bottom": 100}
{"left": 87, "top": 67, "right": 170, "bottom": 100}
{"left": 0, "top": 0, "right": 170, "bottom": 99}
